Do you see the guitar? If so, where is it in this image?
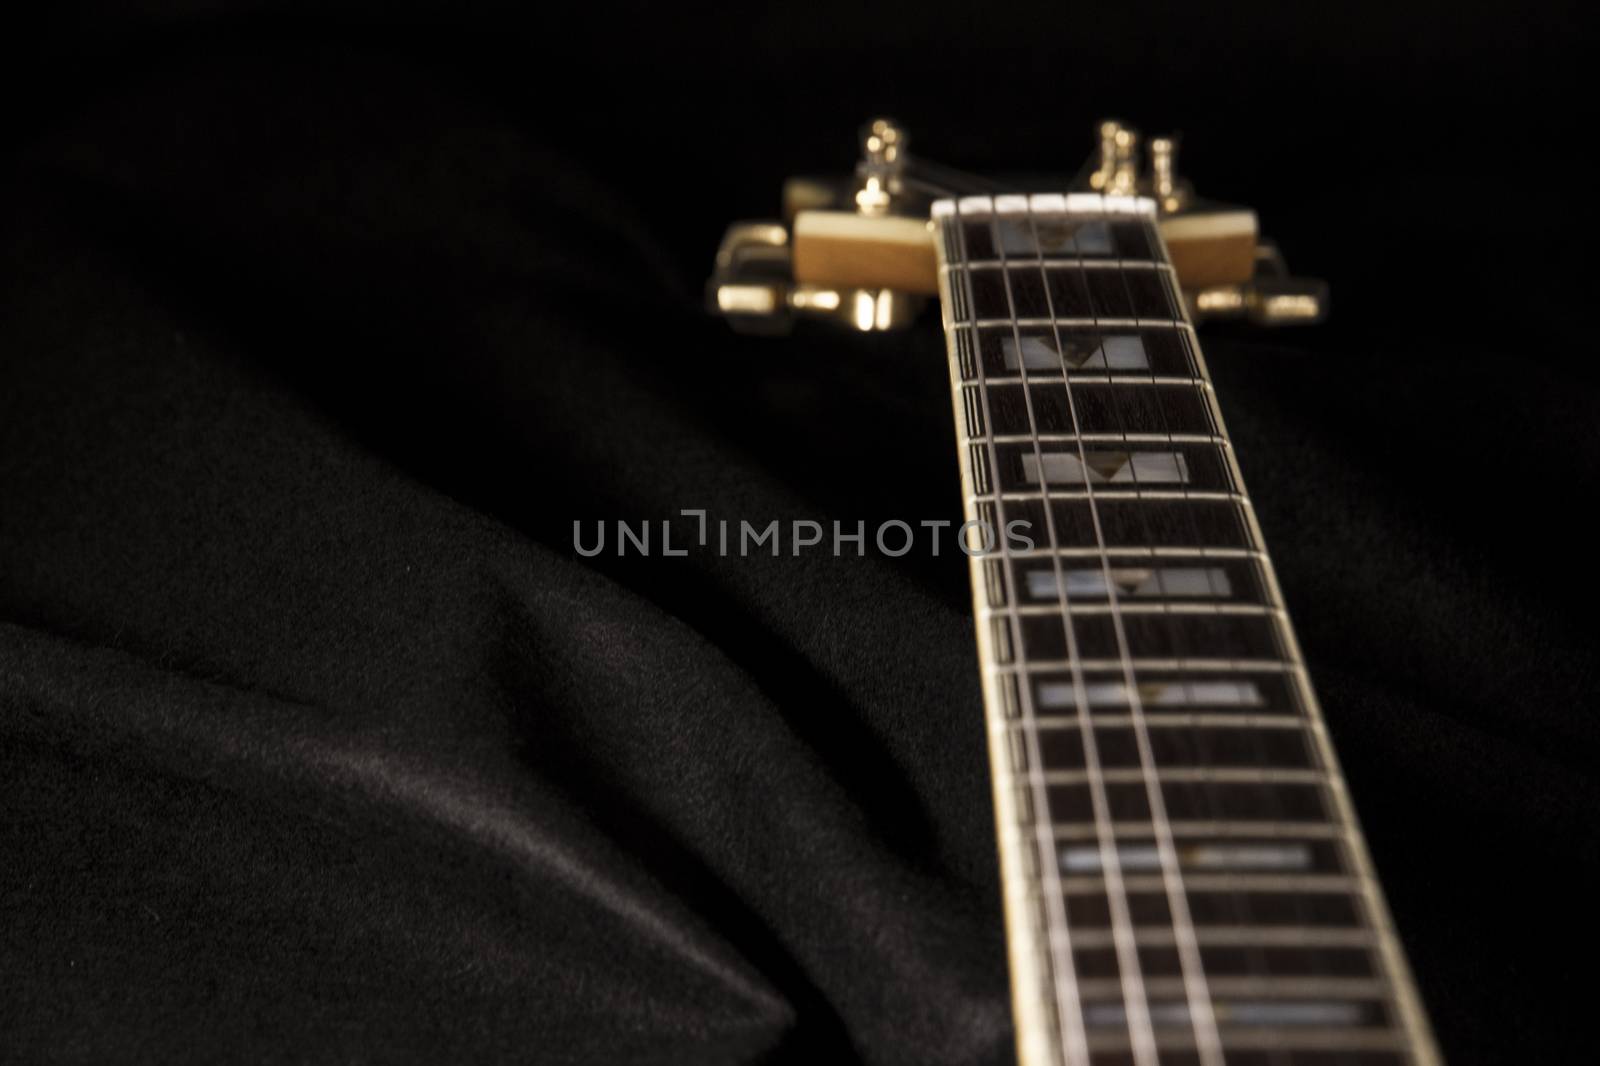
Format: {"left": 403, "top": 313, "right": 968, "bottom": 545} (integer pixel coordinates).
{"left": 706, "top": 119, "right": 1440, "bottom": 1066}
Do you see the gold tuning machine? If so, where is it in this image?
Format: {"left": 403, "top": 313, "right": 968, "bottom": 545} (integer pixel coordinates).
{"left": 706, "top": 118, "right": 1329, "bottom": 333}
{"left": 707, "top": 116, "right": 932, "bottom": 334}
{"left": 707, "top": 221, "right": 926, "bottom": 334}
{"left": 1086, "top": 117, "right": 1327, "bottom": 325}
{"left": 1189, "top": 242, "right": 1331, "bottom": 326}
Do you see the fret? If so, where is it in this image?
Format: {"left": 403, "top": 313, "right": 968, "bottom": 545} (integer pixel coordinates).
{"left": 1015, "top": 659, "right": 1294, "bottom": 674}
{"left": 993, "top": 442, "right": 1236, "bottom": 492}
{"left": 1057, "top": 875, "right": 1364, "bottom": 895}
{"left": 966, "top": 264, "right": 1183, "bottom": 322}
{"left": 977, "top": 379, "right": 1211, "bottom": 391}
{"left": 1060, "top": 928, "right": 1376, "bottom": 950}
{"left": 1043, "top": 714, "right": 1310, "bottom": 731}
{"left": 975, "top": 317, "right": 1191, "bottom": 330}
{"left": 1082, "top": 1029, "right": 1412, "bottom": 1057}
{"left": 1045, "top": 779, "right": 1331, "bottom": 824}
{"left": 1001, "top": 491, "right": 1247, "bottom": 502}
{"left": 1014, "top": 604, "right": 1278, "bottom": 617}
{"left": 1030, "top": 670, "right": 1300, "bottom": 718}
{"left": 961, "top": 215, "right": 1158, "bottom": 261}
{"left": 1025, "top": 548, "right": 1264, "bottom": 561}
{"left": 1015, "top": 611, "right": 1284, "bottom": 662}
{"left": 1037, "top": 768, "right": 1328, "bottom": 787}
{"left": 1086, "top": 1049, "right": 1412, "bottom": 1066}
{"left": 1035, "top": 724, "right": 1318, "bottom": 772}
{"left": 1073, "top": 383, "right": 1217, "bottom": 437}
{"left": 998, "top": 497, "right": 1258, "bottom": 550}
{"left": 982, "top": 382, "right": 1218, "bottom": 437}
{"left": 1051, "top": 821, "right": 1353, "bottom": 842}
{"left": 1070, "top": 944, "right": 1381, "bottom": 980}
{"left": 937, "top": 193, "right": 1436, "bottom": 1066}
{"left": 1063, "top": 897, "right": 1368, "bottom": 935}
{"left": 957, "top": 257, "right": 1173, "bottom": 274}
{"left": 1074, "top": 977, "right": 1394, "bottom": 1002}
{"left": 992, "top": 435, "right": 1228, "bottom": 448}
{"left": 964, "top": 324, "right": 1197, "bottom": 379}
{"left": 1088, "top": 1043, "right": 1414, "bottom": 1062}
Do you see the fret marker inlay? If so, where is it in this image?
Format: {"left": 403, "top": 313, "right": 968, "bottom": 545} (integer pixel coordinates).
{"left": 1020, "top": 450, "right": 1191, "bottom": 486}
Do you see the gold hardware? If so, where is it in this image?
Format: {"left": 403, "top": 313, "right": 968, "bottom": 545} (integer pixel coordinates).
{"left": 1187, "top": 242, "right": 1330, "bottom": 326}
{"left": 1089, "top": 119, "right": 1145, "bottom": 198}
{"left": 854, "top": 117, "right": 908, "bottom": 216}
{"left": 1149, "top": 136, "right": 1192, "bottom": 215}
{"left": 706, "top": 219, "right": 925, "bottom": 334}
{"left": 705, "top": 117, "right": 1327, "bottom": 332}
{"left": 1110, "top": 123, "right": 1140, "bottom": 196}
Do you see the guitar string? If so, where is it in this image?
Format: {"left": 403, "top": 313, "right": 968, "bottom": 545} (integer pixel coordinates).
{"left": 1104, "top": 211, "right": 1348, "bottom": 1059}
{"left": 1085, "top": 219, "right": 1271, "bottom": 1055}
{"left": 1005, "top": 204, "right": 1160, "bottom": 1062}
{"left": 1141, "top": 195, "right": 1390, "bottom": 1037}
{"left": 1160, "top": 303, "right": 1386, "bottom": 1045}
{"left": 1099, "top": 216, "right": 1384, "bottom": 1053}
{"left": 1097, "top": 228, "right": 1295, "bottom": 1065}
{"left": 998, "top": 197, "right": 1159, "bottom": 1066}
{"left": 949, "top": 182, "right": 1397, "bottom": 1057}
{"left": 1021, "top": 194, "right": 1223, "bottom": 1066}
{"left": 948, "top": 199, "right": 1091, "bottom": 1064}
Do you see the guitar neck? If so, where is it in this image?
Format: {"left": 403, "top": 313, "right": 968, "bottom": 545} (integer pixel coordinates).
{"left": 932, "top": 193, "right": 1440, "bottom": 1066}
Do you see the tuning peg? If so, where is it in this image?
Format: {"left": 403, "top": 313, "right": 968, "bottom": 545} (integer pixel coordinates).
{"left": 1188, "top": 242, "right": 1329, "bottom": 326}
{"left": 1090, "top": 119, "right": 1141, "bottom": 196}
{"left": 855, "top": 117, "right": 909, "bottom": 216}
{"left": 1149, "top": 136, "right": 1193, "bottom": 215}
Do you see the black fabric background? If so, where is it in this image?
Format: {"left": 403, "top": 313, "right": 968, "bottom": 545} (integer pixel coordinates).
{"left": 2, "top": 3, "right": 1595, "bottom": 1063}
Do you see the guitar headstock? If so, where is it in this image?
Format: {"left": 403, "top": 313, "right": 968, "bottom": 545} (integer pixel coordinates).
{"left": 708, "top": 118, "right": 1326, "bottom": 333}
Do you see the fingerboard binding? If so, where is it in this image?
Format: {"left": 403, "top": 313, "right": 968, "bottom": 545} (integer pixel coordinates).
{"left": 932, "top": 194, "right": 1441, "bottom": 1066}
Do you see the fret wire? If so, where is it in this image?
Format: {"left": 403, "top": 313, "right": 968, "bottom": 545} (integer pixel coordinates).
{"left": 943, "top": 259, "right": 1183, "bottom": 274}
{"left": 1050, "top": 820, "right": 1355, "bottom": 841}
{"left": 939, "top": 258, "right": 1175, "bottom": 275}
{"left": 989, "top": 432, "right": 1229, "bottom": 445}
{"left": 1072, "top": 975, "right": 1394, "bottom": 1000}
{"left": 1029, "top": 714, "right": 1309, "bottom": 730}
{"left": 1030, "top": 767, "right": 1329, "bottom": 786}
{"left": 1053, "top": 927, "right": 1379, "bottom": 949}
{"left": 976, "top": 380, "right": 1213, "bottom": 391}
{"left": 975, "top": 317, "right": 1181, "bottom": 328}
{"left": 990, "top": 659, "right": 1294, "bottom": 672}
{"left": 1081, "top": 1030, "right": 1413, "bottom": 1054}
{"left": 946, "top": 202, "right": 1089, "bottom": 1063}
{"left": 934, "top": 257, "right": 1184, "bottom": 273}
{"left": 1017, "top": 200, "right": 1225, "bottom": 1066}
{"left": 994, "top": 490, "right": 1247, "bottom": 501}
{"left": 1008, "top": 548, "right": 1268, "bottom": 561}
{"left": 1058, "top": 873, "right": 1368, "bottom": 894}
{"left": 948, "top": 315, "right": 1189, "bottom": 325}
{"left": 1000, "top": 604, "right": 1282, "bottom": 617}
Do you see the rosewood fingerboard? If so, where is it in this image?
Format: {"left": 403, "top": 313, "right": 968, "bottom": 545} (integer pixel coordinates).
{"left": 932, "top": 194, "right": 1440, "bottom": 1066}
